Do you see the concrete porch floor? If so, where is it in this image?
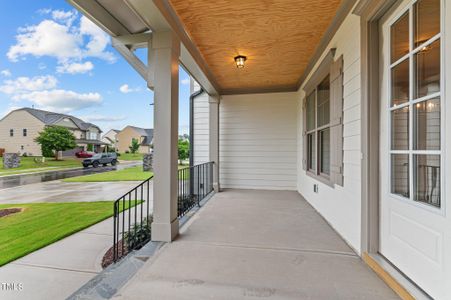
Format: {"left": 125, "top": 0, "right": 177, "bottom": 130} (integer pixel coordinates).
{"left": 113, "top": 189, "right": 398, "bottom": 299}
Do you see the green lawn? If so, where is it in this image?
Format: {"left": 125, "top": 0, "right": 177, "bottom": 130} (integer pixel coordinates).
{"left": 0, "top": 201, "right": 138, "bottom": 266}
{"left": 63, "top": 166, "right": 153, "bottom": 182}
{"left": 0, "top": 157, "right": 81, "bottom": 176}
{"left": 118, "top": 153, "right": 144, "bottom": 161}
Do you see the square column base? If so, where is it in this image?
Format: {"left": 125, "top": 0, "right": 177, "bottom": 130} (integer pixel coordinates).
{"left": 151, "top": 218, "right": 179, "bottom": 242}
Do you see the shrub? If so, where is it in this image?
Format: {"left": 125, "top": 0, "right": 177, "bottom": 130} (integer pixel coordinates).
{"left": 124, "top": 215, "right": 152, "bottom": 251}
{"left": 22, "top": 153, "right": 28, "bottom": 157}
{"left": 125, "top": 150, "right": 130, "bottom": 154}
{"left": 41, "top": 145, "right": 54, "bottom": 158}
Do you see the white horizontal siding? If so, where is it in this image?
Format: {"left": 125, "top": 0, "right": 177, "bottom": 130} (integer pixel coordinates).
{"left": 220, "top": 92, "right": 298, "bottom": 190}
{"left": 297, "top": 11, "right": 363, "bottom": 253}
{"left": 193, "top": 92, "right": 210, "bottom": 165}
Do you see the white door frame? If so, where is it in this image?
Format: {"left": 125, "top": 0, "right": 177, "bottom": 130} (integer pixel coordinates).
{"left": 357, "top": 0, "right": 434, "bottom": 298}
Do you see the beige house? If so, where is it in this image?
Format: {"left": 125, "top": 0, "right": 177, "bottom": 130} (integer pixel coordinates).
{"left": 116, "top": 126, "right": 153, "bottom": 154}
{"left": 0, "top": 108, "right": 105, "bottom": 156}
{"left": 61, "top": 0, "right": 450, "bottom": 299}
{"left": 101, "top": 129, "right": 120, "bottom": 150}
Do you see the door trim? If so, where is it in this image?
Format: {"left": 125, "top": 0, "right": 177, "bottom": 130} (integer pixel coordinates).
{"left": 357, "top": 0, "right": 432, "bottom": 298}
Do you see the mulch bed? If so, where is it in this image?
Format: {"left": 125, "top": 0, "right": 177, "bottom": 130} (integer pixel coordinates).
{"left": 0, "top": 208, "right": 22, "bottom": 218}
{"left": 102, "top": 239, "right": 129, "bottom": 269}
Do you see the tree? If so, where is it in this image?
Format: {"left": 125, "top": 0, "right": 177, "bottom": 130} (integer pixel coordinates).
{"left": 35, "top": 126, "right": 77, "bottom": 160}
{"left": 129, "top": 138, "right": 140, "bottom": 154}
{"left": 178, "top": 139, "right": 190, "bottom": 164}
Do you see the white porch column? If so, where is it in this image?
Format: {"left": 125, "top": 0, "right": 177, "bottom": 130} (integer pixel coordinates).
{"left": 150, "top": 31, "right": 180, "bottom": 242}
{"left": 209, "top": 95, "right": 220, "bottom": 192}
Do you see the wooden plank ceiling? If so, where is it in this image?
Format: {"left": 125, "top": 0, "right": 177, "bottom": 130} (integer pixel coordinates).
{"left": 169, "top": 0, "right": 343, "bottom": 94}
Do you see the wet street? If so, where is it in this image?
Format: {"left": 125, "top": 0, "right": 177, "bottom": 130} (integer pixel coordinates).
{"left": 0, "top": 162, "right": 140, "bottom": 190}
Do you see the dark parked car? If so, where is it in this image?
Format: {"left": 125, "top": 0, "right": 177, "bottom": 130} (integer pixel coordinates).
{"left": 82, "top": 153, "right": 118, "bottom": 168}
{"left": 76, "top": 150, "right": 94, "bottom": 158}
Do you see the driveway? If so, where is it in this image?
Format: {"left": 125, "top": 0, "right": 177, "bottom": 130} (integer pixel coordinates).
{"left": 0, "top": 180, "right": 153, "bottom": 204}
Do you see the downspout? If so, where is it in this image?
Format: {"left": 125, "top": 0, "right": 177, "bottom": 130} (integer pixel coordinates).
{"left": 189, "top": 87, "right": 205, "bottom": 167}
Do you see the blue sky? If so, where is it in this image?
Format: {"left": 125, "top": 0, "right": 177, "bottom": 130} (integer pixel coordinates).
{"left": 0, "top": 1, "right": 191, "bottom": 135}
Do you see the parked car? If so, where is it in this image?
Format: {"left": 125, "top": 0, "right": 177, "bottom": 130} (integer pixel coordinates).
{"left": 82, "top": 153, "right": 118, "bottom": 168}
{"left": 76, "top": 150, "right": 94, "bottom": 158}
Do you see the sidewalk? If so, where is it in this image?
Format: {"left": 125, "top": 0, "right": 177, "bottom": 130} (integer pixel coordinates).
{"left": 0, "top": 217, "right": 113, "bottom": 300}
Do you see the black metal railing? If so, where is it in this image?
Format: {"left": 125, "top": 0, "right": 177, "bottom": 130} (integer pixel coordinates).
{"left": 178, "top": 162, "right": 214, "bottom": 217}
{"left": 113, "top": 175, "right": 153, "bottom": 263}
{"left": 112, "top": 162, "right": 214, "bottom": 263}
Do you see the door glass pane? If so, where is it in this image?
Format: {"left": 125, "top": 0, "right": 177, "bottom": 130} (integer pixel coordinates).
{"left": 391, "top": 107, "right": 409, "bottom": 150}
{"left": 319, "top": 129, "right": 330, "bottom": 175}
{"left": 413, "top": 98, "right": 440, "bottom": 150}
{"left": 414, "top": 0, "right": 440, "bottom": 48}
{"left": 391, "top": 59, "right": 410, "bottom": 106}
{"left": 414, "top": 154, "right": 440, "bottom": 207}
{"left": 307, "top": 133, "right": 316, "bottom": 172}
{"left": 317, "top": 75, "right": 330, "bottom": 127}
{"left": 414, "top": 39, "right": 440, "bottom": 99}
{"left": 306, "top": 92, "right": 316, "bottom": 131}
{"left": 391, "top": 154, "right": 410, "bottom": 198}
{"left": 391, "top": 11, "right": 410, "bottom": 63}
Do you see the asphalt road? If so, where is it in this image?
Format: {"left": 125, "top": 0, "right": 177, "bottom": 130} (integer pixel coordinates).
{"left": 0, "top": 162, "right": 140, "bottom": 190}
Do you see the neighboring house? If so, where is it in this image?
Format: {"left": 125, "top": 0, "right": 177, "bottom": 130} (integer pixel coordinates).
{"left": 102, "top": 129, "right": 120, "bottom": 150}
{"left": 116, "top": 126, "right": 153, "bottom": 154}
{"left": 0, "top": 107, "right": 106, "bottom": 156}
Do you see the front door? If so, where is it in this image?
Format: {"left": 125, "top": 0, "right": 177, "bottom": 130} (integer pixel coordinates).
{"left": 379, "top": 0, "right": 450, "bottom": 298}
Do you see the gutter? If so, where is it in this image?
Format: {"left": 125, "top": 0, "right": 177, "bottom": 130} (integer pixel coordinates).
{"left": 189, "top": 87, "right": 205, "bottom": 167}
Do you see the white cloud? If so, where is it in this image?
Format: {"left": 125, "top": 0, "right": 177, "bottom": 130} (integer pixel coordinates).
{"left": 79, "top": 16, "right": 115, "bottom": 63}
{"left": 51, "top": 10, "right": 77, "bottom": 26}
{"left": 7, "top": 11, "right": 116, "bottom": 73}
{"left": 7, "top": 19, "right": 83, "bottom": 62}
{"left": 0, "top": 75, "right": 57, "bottom": 94}
{"left": 80, "top": 114, "right": 127, "bottom": 122}
{"left": 1, "top": 70, "right": 12, "bottom": 77}
{"left": 13, "top": 89, "right": 102, "bottom": 113}
{"left": 119, "top": 84, "right": 140, "bottom": 94}
{"left": 38, "top": 63, "right": 47, "bottom": 70}
{"left": 181, "top": 78, "right": 190, "bottom": 85}
{"left": 57, "top": 61, "right": 93, "bottom": 74}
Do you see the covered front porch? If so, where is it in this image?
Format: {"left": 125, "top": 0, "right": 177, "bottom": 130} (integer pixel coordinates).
{"left": 112, "top": 189, "right": 397, "bottom": 299}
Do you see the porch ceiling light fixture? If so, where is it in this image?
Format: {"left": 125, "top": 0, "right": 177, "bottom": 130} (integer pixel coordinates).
{"left": 234, "top": 55, "right": 247, "bottom": 68}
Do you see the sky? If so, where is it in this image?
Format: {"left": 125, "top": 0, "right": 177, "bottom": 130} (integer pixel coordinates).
{"left": 0, "top": 1, "right": 192, "bottom": 135}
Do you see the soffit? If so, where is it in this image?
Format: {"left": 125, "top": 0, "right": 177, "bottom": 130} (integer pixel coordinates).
{"left": 168, "top": 0, "right": 343, "bottom": 93}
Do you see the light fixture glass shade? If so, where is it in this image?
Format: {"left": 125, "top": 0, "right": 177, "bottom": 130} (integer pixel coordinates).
{"left": 234, "top": 55, "right": 247, "bottom": 68}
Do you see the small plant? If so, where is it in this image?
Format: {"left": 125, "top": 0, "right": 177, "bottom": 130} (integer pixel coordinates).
{"left": 124, "top": 215, "right": 153, "bottom": 251}
{"left": 22, "top": 153, "right": 28, "bottom": 157}
{"left": 125, "top": 150, "right": 130, "bottom": 154}
{"left": 129, "top": 138, "right": 140, "bottom": 154}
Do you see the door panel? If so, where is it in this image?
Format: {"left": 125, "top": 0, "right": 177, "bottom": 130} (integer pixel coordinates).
{"left": 379, "top": 0, "right": 450, "bottom": 298}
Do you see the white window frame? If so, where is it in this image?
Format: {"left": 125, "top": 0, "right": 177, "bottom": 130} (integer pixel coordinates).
{"left": 387, "top": 0, "right": 445, "bottom": 213}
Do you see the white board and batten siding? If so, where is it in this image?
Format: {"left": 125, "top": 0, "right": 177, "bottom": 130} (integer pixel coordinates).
{"left": 220, "top": 93, "right": 298, "bottom": 190}
{"left": 297, "top": 11, "right": 363, "bottom": 253}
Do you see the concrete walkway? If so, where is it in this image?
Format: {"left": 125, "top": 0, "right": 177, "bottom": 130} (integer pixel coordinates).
{"left": 0, "top": 217, "right": 112, "bottom": 300}
{"left": 113, "top": 189, "right": 398, "bottom": 300}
